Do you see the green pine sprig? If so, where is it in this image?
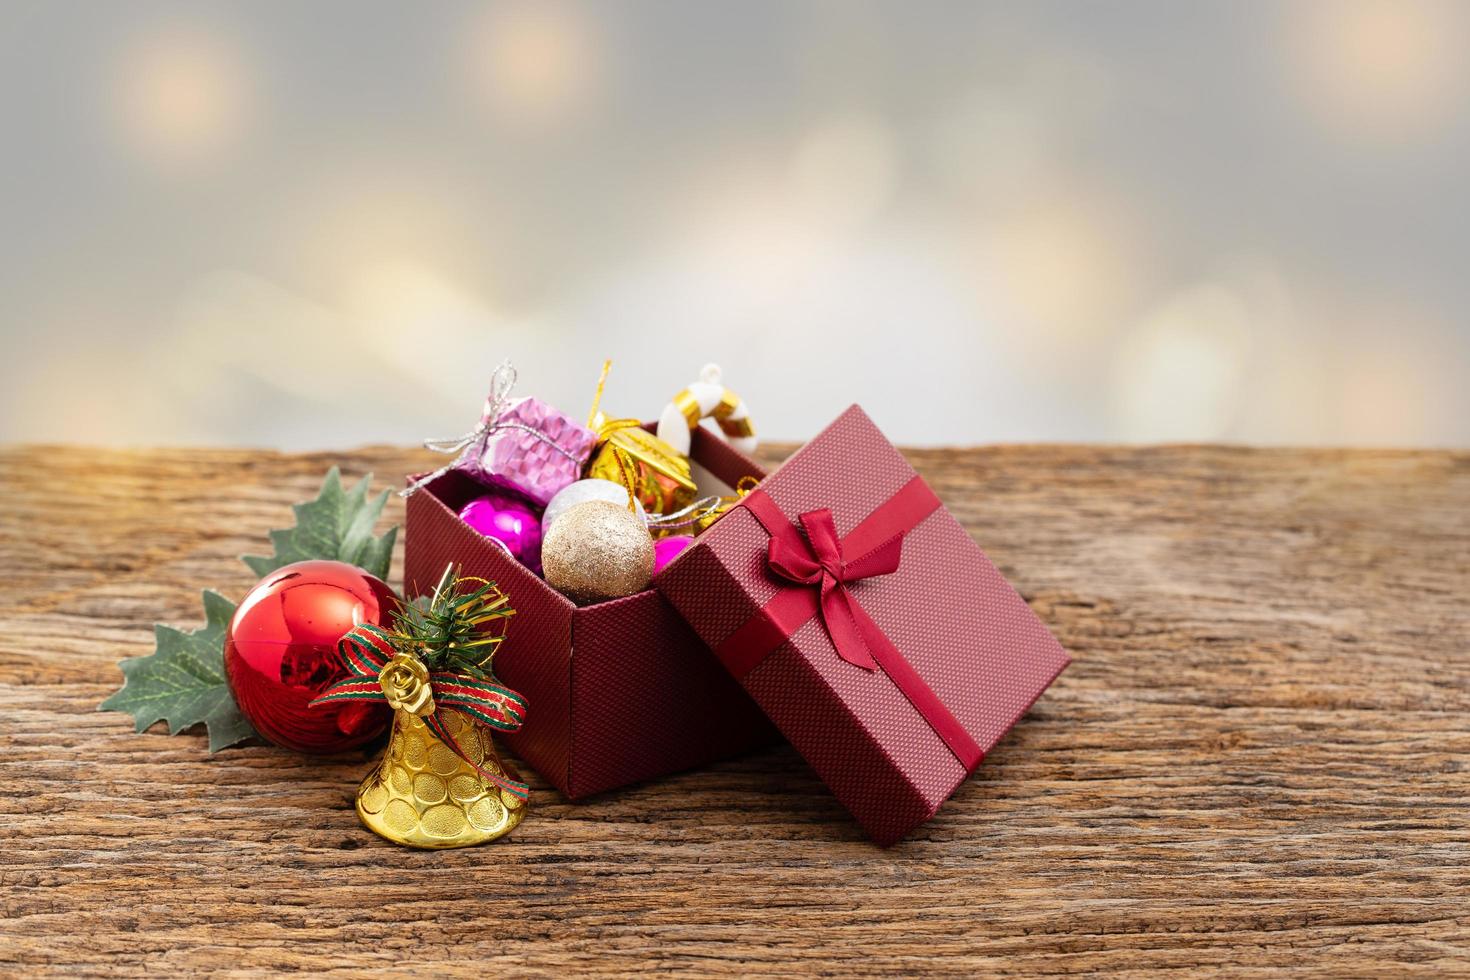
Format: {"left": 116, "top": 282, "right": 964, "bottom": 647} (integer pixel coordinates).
{"left": 388, "top": 565, "right": 516, "bottom": 680}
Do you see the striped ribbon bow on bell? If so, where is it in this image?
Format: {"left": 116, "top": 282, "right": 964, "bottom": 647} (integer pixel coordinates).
{"left": 311, "top": 623, "right": 530, "bottom": 801}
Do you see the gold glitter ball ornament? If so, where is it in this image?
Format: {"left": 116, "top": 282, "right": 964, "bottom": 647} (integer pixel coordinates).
{"left": 541, "top": 499, "right": 655, "bottom": 604}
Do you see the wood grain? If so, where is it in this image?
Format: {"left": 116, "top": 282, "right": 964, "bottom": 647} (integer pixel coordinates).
{"left": 0, "top": 443, "right": 1466, "bottom": 977}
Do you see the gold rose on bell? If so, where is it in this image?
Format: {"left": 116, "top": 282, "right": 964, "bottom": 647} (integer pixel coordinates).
{"left": 379, "top": 653, "right": 434, "bottom": 716}
{"left": 309, "top": 565, "right": 531, "bottom": 849}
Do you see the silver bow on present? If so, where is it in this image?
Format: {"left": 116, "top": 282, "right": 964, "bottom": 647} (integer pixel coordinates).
{"left": 401, "top": 361, "right": 593, "bottom": 500}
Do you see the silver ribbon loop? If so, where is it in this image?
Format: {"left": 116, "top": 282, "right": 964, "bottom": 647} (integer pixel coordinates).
{"left": 642, "top": 495, "right": 726, "bottom": 531}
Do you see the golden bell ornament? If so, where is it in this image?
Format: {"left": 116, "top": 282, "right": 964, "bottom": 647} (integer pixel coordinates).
{"left": 314, "top": 569, "right": 532, "bottom": 849}
{"left": 356, "top": 707, "right": 527, "bottom": 849}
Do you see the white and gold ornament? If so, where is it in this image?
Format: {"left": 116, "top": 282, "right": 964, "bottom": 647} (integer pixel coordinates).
{"left": 656, "top": 363, "right": 757, "bottom": 457}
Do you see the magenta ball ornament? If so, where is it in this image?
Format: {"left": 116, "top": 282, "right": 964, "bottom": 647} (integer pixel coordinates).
{"left": 459, "top": 492, "right": 544, "bottom": 572}
{"left": 652, "top": 535, "right": 695, "bottom": 574}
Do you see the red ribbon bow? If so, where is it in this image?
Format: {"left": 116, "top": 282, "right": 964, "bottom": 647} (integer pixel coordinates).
{"left": 764, "top": 507, "right": 903, "bottom": 672}
{"left": 720, "top": 478, "right": 984, "bottom": 771}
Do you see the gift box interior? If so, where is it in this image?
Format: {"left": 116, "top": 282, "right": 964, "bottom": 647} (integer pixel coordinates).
{"left": 654, "top": 405, "right": 1071, "bottom": 845}
{"left": 404, "top": 425, "right": 779, "bottom": 800}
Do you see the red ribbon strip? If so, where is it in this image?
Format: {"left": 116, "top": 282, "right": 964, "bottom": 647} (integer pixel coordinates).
{"left": 715, "top": 476, "right": 983, "bottom": 771}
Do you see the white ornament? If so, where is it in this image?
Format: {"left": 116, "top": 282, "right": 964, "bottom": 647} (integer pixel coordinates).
{"left": 541, "top": 479, "right": 646, "bottom": 537}
{"left": 656, "top": 363, "right": 758, "bottom": 457}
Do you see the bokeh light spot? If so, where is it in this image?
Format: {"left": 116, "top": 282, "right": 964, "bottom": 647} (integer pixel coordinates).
{"left": 462, "top": 1, "right": 598, "bottom": 126}
{"left": 1285, "top": 0, "right": 1465, "bottom": 143}
{"left": 110, "top": 23, "right": 253, "bottom": 167}
{"left": 989, "top": 189, "right": 1146, "bottom": 342}
{"left": 1110, "top": 284, "right": 1253, "bottom": 441}
{"left": 788, "top": 113, "right": 899, "bottom": 235}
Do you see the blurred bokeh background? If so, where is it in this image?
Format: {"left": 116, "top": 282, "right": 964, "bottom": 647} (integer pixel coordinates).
{"left": 3, "top": 0, "right": 1467, "bottom": 449}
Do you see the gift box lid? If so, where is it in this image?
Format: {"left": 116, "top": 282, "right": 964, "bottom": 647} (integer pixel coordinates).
{"left": 653, "top": 404, "right": 1069, "bottom": 845}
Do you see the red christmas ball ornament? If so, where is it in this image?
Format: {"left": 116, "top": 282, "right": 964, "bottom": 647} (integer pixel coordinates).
{"left": 224, "top": 559, "right": 398, "bottom": 753}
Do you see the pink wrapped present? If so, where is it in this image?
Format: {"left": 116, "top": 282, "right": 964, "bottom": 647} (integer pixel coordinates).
{"left": 404, "top": 363, "right": 597, "bottom": 507}
{"left": 471, "top": 394, "right": 597, "bottom": 505}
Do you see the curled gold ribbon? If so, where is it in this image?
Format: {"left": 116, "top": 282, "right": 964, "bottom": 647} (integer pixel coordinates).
{"left": 586, "top": 360, "right": 697, "bottom": 515}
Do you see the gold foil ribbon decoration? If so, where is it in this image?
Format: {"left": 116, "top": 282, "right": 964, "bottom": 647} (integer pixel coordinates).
{"left": 696, "top": 474, "right": 761, "bottom": 532}
{"left": 673, "top": 388, "right": 703, "bottom": 429}
{"left": 585, "top": 360, "right": 697, "bottom": 515}
{"left": 707, "top": 387, "right": 754, "bottom": 440}
{"left": 643, "top": 474, "right": 762, "bottom": 536}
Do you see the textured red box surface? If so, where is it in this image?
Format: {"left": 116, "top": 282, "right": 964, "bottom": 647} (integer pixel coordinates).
{"left": 655, "top": 405, "right": 1070, "bottom": 845}
{"left": 404, "top": 427, "right": 778, "bottom": 800}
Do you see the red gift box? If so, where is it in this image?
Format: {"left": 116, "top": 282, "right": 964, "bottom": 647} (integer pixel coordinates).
{"left": 655, "top": 405, "right": 1070, "bottom": 845}
{"left": 404, "top": 427, "right": 778, "bottom": 800}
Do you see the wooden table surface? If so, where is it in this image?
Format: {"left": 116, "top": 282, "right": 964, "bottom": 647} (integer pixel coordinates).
{"left": 1, "top": 443, "right": 1466, "bottom": 976}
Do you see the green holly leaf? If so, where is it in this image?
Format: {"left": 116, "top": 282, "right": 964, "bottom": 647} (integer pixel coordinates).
{"left": 241, "top": 466, "right": 397, "bottom": 581}
{"left": 99, "top": 467, "right": 400, "bottom": 752}
{"left": 99, "top": 590, "right": 257, "bottom": 752}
